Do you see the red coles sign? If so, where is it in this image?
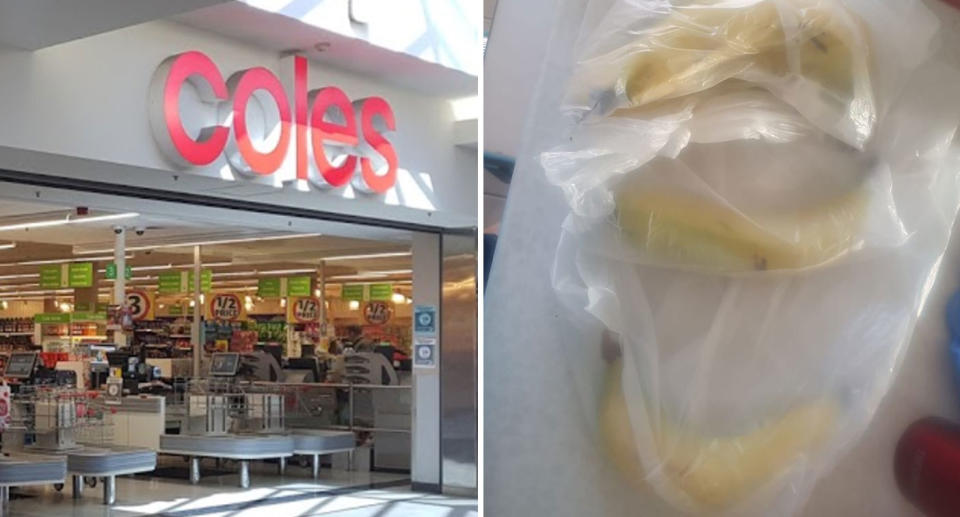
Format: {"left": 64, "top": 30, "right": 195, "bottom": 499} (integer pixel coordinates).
{"left": 149, "top": 51, "right": 397, "bottom": 194}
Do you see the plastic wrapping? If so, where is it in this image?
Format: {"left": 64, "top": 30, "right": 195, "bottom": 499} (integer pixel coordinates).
{"left": 540, "top": 0, "right": 960, "bottom": 515}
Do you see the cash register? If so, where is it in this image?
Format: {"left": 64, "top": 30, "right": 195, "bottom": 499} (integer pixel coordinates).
{"left": 3, "top": 351, "right": 76, "bottom": 390}
{"left": 210, "top": 352, "right": 241, "bottom": 377}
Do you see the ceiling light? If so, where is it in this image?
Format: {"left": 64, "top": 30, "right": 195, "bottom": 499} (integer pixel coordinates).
{"left": 391, "top": 293, "right": 405, "bottom": 304}
{"left": 74, "top": 233, "right": 321, "bottom": 255}
{"left": 10, "top": 255, "right": 133, "bottom": 267}
{"left": 0, "top": 243, "right": 15, "bottom": 251}
{"left": 0, "top": 301, "right": 7, "bottom": 310}
{"left": 258, "top": 268, "right": 316, "bottom": 275}
{"left": 280, "top": 298, "right": 287, "bottom": 307}
{"left": 0, "top": 273, "right": 39, "bottom": 281}
{"left": 59, "top": 302, "right": 72, "bottom": 313}
{"left": 321, "top": 251, "right": 411, "bottom": 261}
{"left": 348, "top": 300, "right": 360, "bottom": 310}
{"left": 0, "top": 212, "right": 138, "bottom": 233}
{"left": 327, "top": 273, "right": 389, "bottom": 281}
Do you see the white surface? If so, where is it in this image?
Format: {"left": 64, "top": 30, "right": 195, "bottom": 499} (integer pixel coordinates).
{"left": 484, "top": 1, "right": 960, "bottom": 516}
{"left": 411, "top": 233, "right": 441, "bottom": 486}
{"left": 112, "top": 398, "right": 166, "bottom": 451}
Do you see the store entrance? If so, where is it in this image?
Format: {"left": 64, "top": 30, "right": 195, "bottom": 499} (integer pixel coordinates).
{"left": 0, "top": 192, "right": 418, "bottom": 476}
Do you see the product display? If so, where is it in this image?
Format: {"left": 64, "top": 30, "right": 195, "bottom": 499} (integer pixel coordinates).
{"left": 540, "top": 0, "right": 960, "bottom": 514}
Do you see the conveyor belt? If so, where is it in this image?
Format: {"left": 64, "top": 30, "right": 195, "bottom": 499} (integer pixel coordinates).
{"left": 159, "top": 434, "right": 294, "bottom": 458}
{"left": 0, "top": 454, "right": 66, "bottom": 485}
{"left": 67, "top": 446, "right": 156, "bottom": 475}
{"left": 291, "top": 430, "right": 354, "bottom": 452}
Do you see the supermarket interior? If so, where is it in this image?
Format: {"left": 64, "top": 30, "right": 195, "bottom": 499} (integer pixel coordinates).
{"left": 0, "top": 187, "right": 468, "bottom": 515}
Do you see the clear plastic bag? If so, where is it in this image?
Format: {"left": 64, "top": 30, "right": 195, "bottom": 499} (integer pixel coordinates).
{"left": 540, "top": 0, "right": 960, "bottom": 515}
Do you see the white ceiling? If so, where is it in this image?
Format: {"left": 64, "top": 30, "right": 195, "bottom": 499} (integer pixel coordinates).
{"left": 0, "top": 197, "right": 413, "bottom": 290}
{"left": 0, "top": 0, "right": 230, "bottom": 50}
{"left": 174, "top": 2, "right": 478, "bottom": 98}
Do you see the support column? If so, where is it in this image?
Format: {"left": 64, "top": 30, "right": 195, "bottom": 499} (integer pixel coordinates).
{"left": 72, "top": 475, "right": 83, "bottom": 498}
{"left": 192, "top": 245, "right": 202, "bottom": 377}
{"left": 239, "top": 460, "right": 250, "bottom": 488}
{"left": 189, "top": 457, "right": 200, "bottom": 484}
{"left": 113, "top": 227, "right": 126, "bottom": 306}
{"left": 103, "top": 476, "right": 116, "bottom": 505}
{"left": 318, "top": 262, "right": 327, "bottom": 349}
{"left": 312, "top": 454, "right": 320, "bottom": 479}
{"left": 411, "top": 233, "right": 441, "bottom": 491}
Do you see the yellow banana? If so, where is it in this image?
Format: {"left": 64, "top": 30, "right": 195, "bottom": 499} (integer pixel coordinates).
{"left": 614, "top": 170, "right": 868, "bottom": 271}
{"left": 600, "top": 359, "right": 837, "bottom": 509}
{"left": 618, "top": 0, "right": 864, "bottom": 110}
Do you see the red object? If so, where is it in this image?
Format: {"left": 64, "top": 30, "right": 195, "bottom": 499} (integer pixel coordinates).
{"left": 152, "top": 51, "right": 398, "bottom": 193}
{"left": 941, "top": 0, "right": 960, "bottom": 9}
{"left": 895, "top": 417, "right": 960, "bottom": 516}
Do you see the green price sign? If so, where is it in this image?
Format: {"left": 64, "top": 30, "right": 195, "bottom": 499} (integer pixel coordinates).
{"left": 258, "top": 278, "right": 282, "bottom": 298}
{"left": 158, "top": 270, "right": 212, "bottom": 294}
{"left": 342, "top": 284, "right": 365, "bottom": 301}
{"left": 105, "top": 263, "right": 132, "bottom": 280}
{"left": 168, "top": 304, "right": 184, "bottom": 316}
{"left": 188, "top": 270, "right": 213, "bottom": 292}
{"left": 287, "top": 276, "right": 312, "bottom": 297}
{"left": 68, "top": 263, "right": 94, "bottom": 287}
{"left": 157, "top": 272, "right": 183, "bottom": 294}
{"left": 39, "top": 265, "right": 63, "bottom": 288}
{"left": 34, "top": 313, "right": 70, "bottom": 324}
{"left": 369, "top": 283, "right": 394, "bottom": 301}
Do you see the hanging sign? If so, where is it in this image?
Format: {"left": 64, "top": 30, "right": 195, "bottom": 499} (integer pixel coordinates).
{"left": 369, "top": 283, "right": 393, "bottom": 301}
{"left": 363, "top": 301, "right": 392, "bottom": 325}
{"left": 287, "top": 276, "right": 312, "bottom": 297}
{"left": 207, "top": 293, "right": 244, "bottom": 321}
{"left": 125, "top": 289, "right": 155, "bottom": 321}
{"left": 288, "top": 297, "right": 321, "bottom": 324}
{"left": 258, "top": 278, "right": 282, "bottom": 298}
{"left": 68, "top": 263, "right": 94, "bottom": 287}
{"left": 105, "top": 263, "right": 133, "bottom": 280}
{"left": 158, "top": 270, "right": 212, "bottom": 294}
{"left": 342, "top": 284, "right": 365, "bottom": 301}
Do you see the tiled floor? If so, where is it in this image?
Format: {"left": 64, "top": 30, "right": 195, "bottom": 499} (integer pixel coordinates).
{"left": 3, "top": 464, "right": 477, "bottom": 516}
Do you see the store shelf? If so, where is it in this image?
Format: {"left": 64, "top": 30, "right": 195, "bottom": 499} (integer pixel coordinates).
{"left": 69, "top": 335, "right": 108, "bottom": 340}
{"left": 169, "top": 334, "right": 192, "bottom": 338}
{"left": 135, "top": 329, "right": 167, "bottom": 333}
{"left": 0, "top": 332, "right": 33, "bottom": 337}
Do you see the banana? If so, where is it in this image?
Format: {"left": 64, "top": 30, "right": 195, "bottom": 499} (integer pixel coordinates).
{"left": 600, "top": 359, "right": 838, "bottom": 509}
{"left": 614, "top": 170, "right": 869, "bottom": 271}
{"left": 619, "top": 0, "right": 864, "bottom": 110}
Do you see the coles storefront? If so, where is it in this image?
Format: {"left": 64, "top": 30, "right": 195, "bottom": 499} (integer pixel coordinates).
{"left": 0, "top": 19, "right": 476, "bottom": 495}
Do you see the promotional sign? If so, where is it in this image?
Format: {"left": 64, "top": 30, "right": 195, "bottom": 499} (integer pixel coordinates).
{"left": 158, "top": 270, "right": 212, "bottom": 294}
{"left": 363, "top": 301, "right": 392, "bottom": 325}
{"left": 68, "top": 263, "right": 94, "bottom": 288}
{"left": 258, "top": 278, "right": 282, "bottom": 298}
{"left": 287, "top": 297, "right": 321, "bottom": 324}
{"left": 287, "top": 276, "right": 313, "bottom": 297}
{"left": 39, "top": 265, "right": 63, "bottom": 289}
{"left": 157, "top": 272, "right": 183, "bottom": 294}
{"left": 125, "top": 289, "right": 155, "bottom": 321}
{"left": 105, "top": 263, "right": 133, "bottom": 280}
{"left": 414, "top": 305, "right": 437, "bottom": 335}
{"left": 150, "top": 51, "right": 398, "bottom": 193}
{"left": 207, "top": 293, "right": 244, "bottom": 321}
{"left": 34, "top": 313, "right": 71, "bottom": 324}
{"left": 369, "top": 283, "right": 394, "bottom": 301}
{"left": 342, "top": 284, "right": 365, "bottom": 301}
{"left": 39, "top": 263, "right": 94, "bottom": 288}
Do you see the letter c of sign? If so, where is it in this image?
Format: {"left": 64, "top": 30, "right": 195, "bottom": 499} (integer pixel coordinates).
{"left": 149, "top": 51, "right": 229, "bottom": 167}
